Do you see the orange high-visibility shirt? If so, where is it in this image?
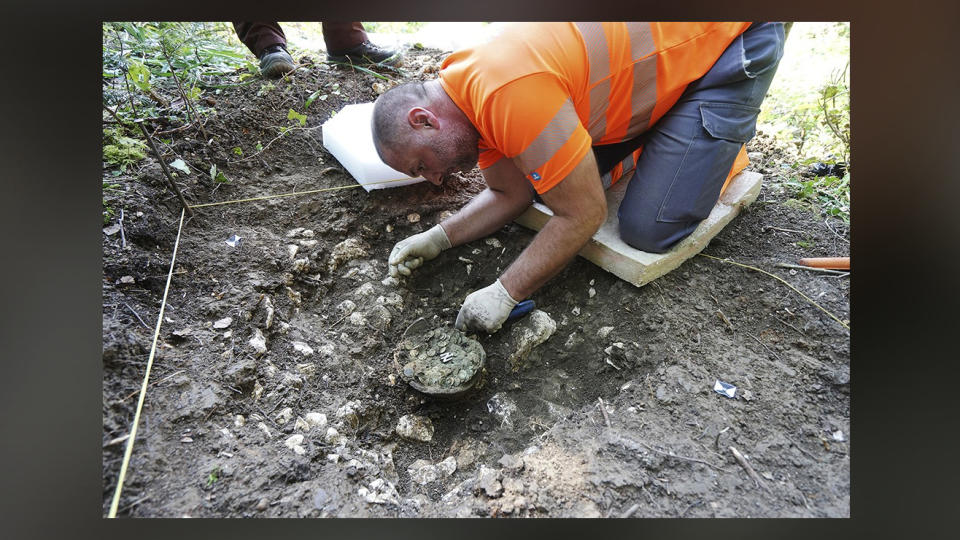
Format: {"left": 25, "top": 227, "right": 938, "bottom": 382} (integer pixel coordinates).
{"left": 438, "top": 22, "right": 752, "bottom": 194}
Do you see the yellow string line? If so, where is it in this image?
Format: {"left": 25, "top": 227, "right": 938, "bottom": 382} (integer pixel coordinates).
{"left": 108, "top": 208, "right": 186, "bottom": 518}
{"left": 190, "top": 177, "right": 416, "bottom": 208}
{"left": 696, "top": 253, "right": 850, "bottom": 332}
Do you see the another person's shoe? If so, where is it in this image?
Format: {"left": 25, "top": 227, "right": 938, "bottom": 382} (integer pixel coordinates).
{"left": 327, "top": 41, "right": 402, "bottom": 67}
{"left": 259, "top": 45, "right": 296, "bottom": 78}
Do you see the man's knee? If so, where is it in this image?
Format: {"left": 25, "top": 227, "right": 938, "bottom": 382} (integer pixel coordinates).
{"left": 617, "top": 213, "right": 695, "bottom": 254}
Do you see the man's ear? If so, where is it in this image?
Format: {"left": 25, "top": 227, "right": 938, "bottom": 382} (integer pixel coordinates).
{"left": 407, "top": 107, "right": 439, "bottom": 130}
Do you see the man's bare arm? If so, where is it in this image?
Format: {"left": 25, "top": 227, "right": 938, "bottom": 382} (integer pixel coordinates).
{"left": 499, "top": 152, "right": 607, "bottom": 300}
{"left": 440, "top": 158, "right": 535, "bottom": 247}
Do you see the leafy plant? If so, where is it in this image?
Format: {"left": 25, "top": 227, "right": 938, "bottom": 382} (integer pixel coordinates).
{"left": 287, "top": 108, "right": 307, "bottom": 126}
{"left": 103, "top": 127, "right": 147, "bottom": 171}
{"left": 206, "top": 466, "right": 220, "bottom": 488}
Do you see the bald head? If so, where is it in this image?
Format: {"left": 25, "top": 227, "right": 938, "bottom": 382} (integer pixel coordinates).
{"left": 370, "top": 79, "right": 480, "bottom": 184}
{"left": 371, "top": 82, "right": 428, "bottom": 163}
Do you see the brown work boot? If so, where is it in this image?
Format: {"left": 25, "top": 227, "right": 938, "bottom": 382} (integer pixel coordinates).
{"left": 259, "top": 45, "right": 295, "bottom": 78}
{"left": 326, "top": 41, "right": 402, "bottom": 67}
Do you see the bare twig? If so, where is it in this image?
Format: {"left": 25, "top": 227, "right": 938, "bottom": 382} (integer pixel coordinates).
{"left": 744, "top": 332, "right": 781, "bottom": 362}
{"left": 641, "top": 443, "right": 730, "bottom": 472}
{"left": 729, "top": 446, "right": 770, "bottom": 493}
{"left": 715, "top": 310, "right": 735, "bottom": 332}
{"left": 776, "top": 317, "right": 805, "bottom": 336}
{"left": 787, "top": 436, "right": 820, "bottom": 462}
{"left": 123, "top": 302, "right": 150, "bottom": 329}
{"left": 119, "top": 369, "right": 185, "bottom": 402}
{"left": 597, "top": 397, "right": 611, "bottom": 427}
{"left": 774, "top": 262, "right": 848, "bottom": 275}
{"left": 678, "top": 498, "right": 703, "bottom": 517}
{"left": 823, "top": 219, "right": 849, "bottom": 244}
{"left": 620, "top": 503, "right": 640, "bottom": 518}
{"left": 137, "top": 121, "right": 194, "bottom": 216}
{"left": 763, "top": 225, "right": 807, "bottom": 235}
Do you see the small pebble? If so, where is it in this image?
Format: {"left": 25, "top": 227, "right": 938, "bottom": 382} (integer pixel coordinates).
{"left": 407, "top": 213, "right": 421, "bottom": 223}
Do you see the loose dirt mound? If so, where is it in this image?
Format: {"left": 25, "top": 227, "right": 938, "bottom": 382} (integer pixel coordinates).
{"left": 102, "top": 50, "right": 849, "bottom": 517}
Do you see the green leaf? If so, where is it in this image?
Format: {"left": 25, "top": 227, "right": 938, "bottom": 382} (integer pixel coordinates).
{"left": 126, "top": 60, "right": 151, "bottom": 91}
{"left": 305, "top": 90, "right": 322, "bottom": 109}
{"left": 287, "top": 108, "right": 307, "bottom": 126}
{"left": 232, "top": 146, "right": 243, "bottom": 156}
{"left": 170, "top": 158, "right": 190, "bottom": 174}
{"left": 214, "top": 170, "right": 230, "bottom": 183}
{"left": 255, "top": 141, "right": 263, "bottom": 152}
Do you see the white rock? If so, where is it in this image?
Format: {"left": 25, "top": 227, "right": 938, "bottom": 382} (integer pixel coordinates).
{"left": 572, "top": 306, "right": 581, "bottom": 316}
{"left": 832, "top": 430, "right": 845, "bottom": 442}
{"left": 407, "top": 213, "right": 420, "bottom": 223}
{"left": 286, "top": 227, "right": 305, "bottom": 237}
{"left": 324, "top": 427, "right": 343, "bottom": 445}
{"left": 234, "top": 415, "right": 245, "bottom": 427}
{"left": 407, "top": 459, "right": 438, "bottom": 485}
{"left": 305, "top": 412, "right": 328, "bottom": 428}
{"left": 275, "top": 407, "right": 293, "bottom": 425}
{"left": 292, "top": 258, "right": 311, "bottom": 274}
{"left": 120, "top": 276, "right": 135, "bottom": 284}
{"left": 284, "top": 434, "right": 306, "bottom": 455}
{"left": 257, "top": 422, "right": 272, "bottom": 438}
{"left": 597, "top": 326, "right": 614, "bottom": 339}
{"left": 328, "top": 238, "right": 368, "bottom": 272}
{"left": 252, "top": 380, "right": 264, "bottom": 401}
{"left": 298, "top": 239, "right": 318, "bottom": 248}
{"left": 286, "top": 244, "right": 299, "bottom": 260}
{"left": 292, "top": 341, "right": 314, "bottom": 357}
{"left": 249, "top": 328, "right": 268, "bottom": 355}
{"left": 386, "top": 224, "right": 394, "bottom": 233}
{"left": 213, "top": 317, "right": 233, "bottom": 329}
{"left": 349, "top": 312, "right": 367, "bottom": 326}
{"left": 263, "top": 296, "right": 275, "bottom": 329}
{"left": 301, "top": 229, "right": 315, "bottom": 238}
{"left": 296, "top": 363, "right": 317, "bottom": 378}
{"left": 588, "top": 287, "right": 596, "bottom": 298}
{"left": 355, "top": 282, "right": 376, "bottom": 297}
{"left": 507, "top": 310, "right": 557, "bottom": 366}
{"left": 294, "top": 416, "right": 311, "bottom": 432}
{"left": 437, "top": 456, "right": 457, "bottom": 476}
{"left": 485, "top": 238, "right": 502, "bottom": 249}
{"left": 396, "top": 415, "right": 434, "bottom": 442}
{"left": 336, "top": 299, "right": 357, "bottom": 316}
{"left": 381, "top": 276, "right": 400, "bottom": 287}
{"left": 376, "top": 293, "right": 403, "bottom": 309}
{"left": 477, "top": 465, "right": 503, "bottom": 497}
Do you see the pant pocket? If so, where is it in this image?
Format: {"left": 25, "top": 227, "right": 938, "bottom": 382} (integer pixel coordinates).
{"left": 656, "top": 102, "right": 759, "bottom": 222}
{"left": 741, "top": 22, "right": 785, "bottom": 79}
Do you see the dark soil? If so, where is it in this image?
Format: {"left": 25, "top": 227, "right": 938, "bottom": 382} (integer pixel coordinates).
{"left": 102, "top": 49, "right": 850, "bottom": 518}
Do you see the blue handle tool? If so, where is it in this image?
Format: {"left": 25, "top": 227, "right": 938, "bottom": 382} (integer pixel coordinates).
{"left": 508, "top": 299, "right": 535, "bottom": 321}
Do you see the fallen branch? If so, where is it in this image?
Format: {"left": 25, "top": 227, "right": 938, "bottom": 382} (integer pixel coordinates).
{"left": 136, "top": 121, "right": 194, "bottom": 216}
{"left": 641, "top": 443, "right": 730, "bottom": 472}
{"left": 729, "top": 446, "right": 770, "bottom": 493}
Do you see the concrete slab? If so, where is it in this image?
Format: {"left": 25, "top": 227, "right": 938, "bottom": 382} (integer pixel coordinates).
{"left": 514, "top": 170, "right": 763, "bottom": 287}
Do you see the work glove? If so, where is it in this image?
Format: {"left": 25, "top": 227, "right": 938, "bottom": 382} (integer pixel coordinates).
{"left": 455, "top": 279, "right": 518, "bottom": 334}
{"left": 388, "top": 224, "right": 451, "bottom": 277}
